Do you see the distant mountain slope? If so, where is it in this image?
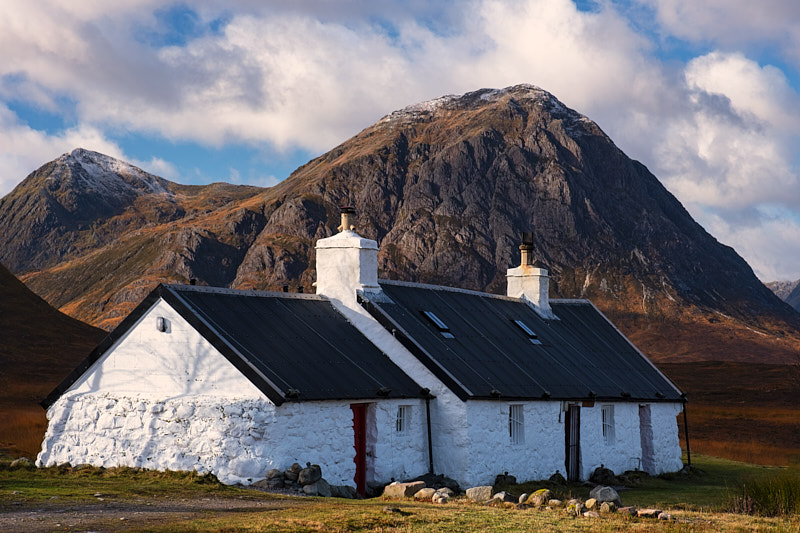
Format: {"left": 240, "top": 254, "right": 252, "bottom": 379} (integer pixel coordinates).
{"left": 767, "top": 279, "right": 800, "bottom": 312}
{"left": 2, "top": 85, "right": 799, "bottom": 364}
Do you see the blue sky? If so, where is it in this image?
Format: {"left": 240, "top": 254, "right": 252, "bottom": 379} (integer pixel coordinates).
{"left": 1, "top": 0, "right": 799, "bottom": 281}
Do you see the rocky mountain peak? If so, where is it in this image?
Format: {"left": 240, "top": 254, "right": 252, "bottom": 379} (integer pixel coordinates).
{"left": 2, "top": 85, "right": 799, "bottom": 363}
{"left": 378, "top": 84, "right": 594, "bottom": 135}
{"left": 52, "top": 148, "right": 171, "bottom": 200}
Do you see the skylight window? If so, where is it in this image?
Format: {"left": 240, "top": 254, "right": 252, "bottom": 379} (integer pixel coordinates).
{"left": 422, "top": 310, "right": 454, "bottom": 338}
{"left": 512, "top": 319, "right": 542, "bottom": 344}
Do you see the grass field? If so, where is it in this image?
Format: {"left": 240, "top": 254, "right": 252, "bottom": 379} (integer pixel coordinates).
{"left": 1, "top": 454, "right": 798, "bottom": 532}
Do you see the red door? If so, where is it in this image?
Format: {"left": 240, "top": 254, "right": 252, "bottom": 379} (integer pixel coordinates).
{"left": 351, "top": 403, "right": 367, "bottom": 496}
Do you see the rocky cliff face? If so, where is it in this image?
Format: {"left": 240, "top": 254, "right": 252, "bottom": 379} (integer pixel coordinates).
{"left": 2, "top": 86, "right": 798, "bottom": 362}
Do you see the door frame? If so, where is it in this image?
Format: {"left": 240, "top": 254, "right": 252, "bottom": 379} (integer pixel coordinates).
{"left": 564, "top": 403, "right": 581, "bottom": 481}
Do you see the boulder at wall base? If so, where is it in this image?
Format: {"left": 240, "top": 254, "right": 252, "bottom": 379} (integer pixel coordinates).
{"left": 466, "top": 486, "right": 493, "bottom": 502}
{"left": 494, "top": 472, "right": 517, "bottom": 486}
{"left": 298, "top": 463, "right": 322, "bottom": 485}
{"left": 526, "top": 489, "right": 551, "bottom": 507}
{"left": 284, "top": 463, "right": 302, "bottom": 482}
{"left": 589, "top": 485, "right": 622, "bottom": 506}
{"left": 303, "top": 479, "right": 332, "bottom": 497}
{"left": 330, "top": 485, "right": 357, "bottom": 499}
{"left": 383, "top": 481, "right": 426, "bottom": 498}
{"left": 590, "top": 466, "right": 617, "bottom": 485}
{"left": 549, "top": 472, "right": 566, "bottom": 485}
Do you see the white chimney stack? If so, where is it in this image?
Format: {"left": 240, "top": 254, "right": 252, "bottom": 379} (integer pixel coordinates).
{"left": 506, "top": 233, "right": 555, "bottom": 318}
{"left": 314, "top": 207, "right": 380, "bottom": 307}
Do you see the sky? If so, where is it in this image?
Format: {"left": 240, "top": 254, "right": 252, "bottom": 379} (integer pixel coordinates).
{"left": 1, "top": 1, "right": 799, "bottom": 282}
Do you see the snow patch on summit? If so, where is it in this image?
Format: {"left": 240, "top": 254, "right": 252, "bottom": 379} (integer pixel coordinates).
{"left": 63, "top": 148, "right": 171, "bottom": 198}
{"left": 378, "top": 84, "right": 596, "bottom": 135}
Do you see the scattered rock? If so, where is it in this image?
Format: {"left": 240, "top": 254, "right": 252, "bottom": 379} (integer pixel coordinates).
{"left": 518, "top": 493, "right": 529, "bottom": 504}
{"left": 383, "top": 481, "right": 426, "bottom": 499}
{"left": 617, "top": 506, "right": 637, "bottom": 517}
{"left": 414, "top": 488, "right": 437, "bottom": 500}
{"left": 493, "top": 491, "right": 516, "bottom": 503}
{"left": 432, "top": 492, "right": 450, "bottom": 504}
{"left": 658, "top": 512, "right": 673, "bottom": 521}
{"left": 566, "top": 499, "right": 586, "bottom": 516}
{"left": 548, "top": 499, "right": 563, "bottom": 508}
{"left": 526, "top": 489, "right": 552, "bottom": 507}
{"left": 590, "top": 465, "right": 616, "bottom": 485}
{"left": 436, "top": 487, "right": 454, "bottom": 497}
{"left": 599, "top": 502, "right": 616, "bottom": 513}
{"left": 382, "top": 506, "right": 403, "bottom": 514}
{"left": 585, "top": 498, "right": 597, "bottom": 510}
{"left": 637, "top": 508, "right": 662, "bottom": 519}
{"left": 583, "top": 511, "right": 600, "bottom": 518}
{"left": 549, "top": 472, "right": 566, "bottom": 485}
{"left": 466, "top": 486, "right": 493, "bottom": 502}
{"left": 407, "top": 473, "right": 460, "bottom": 493}
{"left": 10, "top": 457, "right": 31, "bottom": 468}
{"left": 298, "top": 463, "right": 322, "bottom": 485}
{"left": 589, "top": 485, "right": 621, "bottom": 506}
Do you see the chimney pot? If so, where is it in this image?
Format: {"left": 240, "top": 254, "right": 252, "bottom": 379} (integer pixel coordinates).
{"left": 338, "top": 206, "right": 356, "bottom": 232}
{"left": 506, "top": 232, "right": 555, "bottom": 318}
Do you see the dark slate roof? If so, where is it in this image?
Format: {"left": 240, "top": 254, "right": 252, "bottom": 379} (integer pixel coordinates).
{"left": 359, "top": 280, "right": 683, "bottom": 402}
{"left": 43, "top": 284, "right": 426, "bottom": 408}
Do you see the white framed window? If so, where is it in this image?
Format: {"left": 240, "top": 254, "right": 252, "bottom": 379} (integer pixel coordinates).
{"left": 602, "top": 405, "right": 615, "bottom": 445}
{"left": 396, "top": 405, "right": 411, "bottom": 433}
{"left": 509, "top": 404, "right": 524, "bottom": 445}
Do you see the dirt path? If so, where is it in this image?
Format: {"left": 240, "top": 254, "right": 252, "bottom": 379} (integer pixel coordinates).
{"left": 0, "top": 493, "right": 309, "bottom": 532}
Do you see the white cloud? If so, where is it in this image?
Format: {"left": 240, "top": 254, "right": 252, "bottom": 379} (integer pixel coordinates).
{"left": 698, "top": 209, "right": 800, "bottom": 282}
{"left": 2, "top": 0, "right": 800, "bottom": 279}
{"left": 0, "top": 105, "right": 127, "bottom": 194}
{"left": 638, "top": 0, "right": 800, "bottom": 70}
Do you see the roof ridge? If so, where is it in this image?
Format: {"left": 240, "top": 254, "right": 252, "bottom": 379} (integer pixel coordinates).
{"left": 378, "top": 279, "right": 521, "bottom": 302}
{"left": 165, "top": 284, "right": 325, "bottom": 300}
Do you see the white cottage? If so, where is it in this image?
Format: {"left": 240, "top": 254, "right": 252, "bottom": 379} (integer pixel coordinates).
{"left": 38, "top": 210, "right": 685, "bottom": 491}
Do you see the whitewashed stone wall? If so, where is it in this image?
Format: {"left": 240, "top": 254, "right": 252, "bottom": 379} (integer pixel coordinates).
{"left": 464, "top": 401, "right": 564, "bottom": 487}
{"left": 37, "top": 392, "right": 428, "bottom": 486}
{"left": 649, "top": 402, "right": 684, "bottom": 474}
{"left": 330, "top": 298, "right": 469, "bottom": 484}
{"left": 69, "top": 298, "right": 264, "bottom": 398}
{"left": 579, "top": 403, "right": 644, "bottom": 479}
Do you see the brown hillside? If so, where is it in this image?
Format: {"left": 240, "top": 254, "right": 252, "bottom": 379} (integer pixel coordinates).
{"left": 1, "top": 86, "right": 799, "bottom": 365}
{"left": 0, "top": 262, "right": 105, "bottom": 456}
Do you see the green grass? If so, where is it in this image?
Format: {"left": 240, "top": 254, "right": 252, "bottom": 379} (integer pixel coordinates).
{"left": 1, "top": 454, "right": 799, "bottom": 532}
{"left": 0, "top": 461, "right": 232, "bottom": 503}
{"left": 726, "top": 469, "right": 800, "bottom": 516}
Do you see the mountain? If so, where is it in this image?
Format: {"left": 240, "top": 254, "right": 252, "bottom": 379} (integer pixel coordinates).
{"left": 1, "top": 85, "right": 799, "bottom": 364}
{"left": 0, "top": 261, "right": 105, "bottom": 400}
{"left": 767, "top": 279, "right": 800, "bottom": 312}
{"left": 0, "top": 261, "right": 105, "bottom": 455}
